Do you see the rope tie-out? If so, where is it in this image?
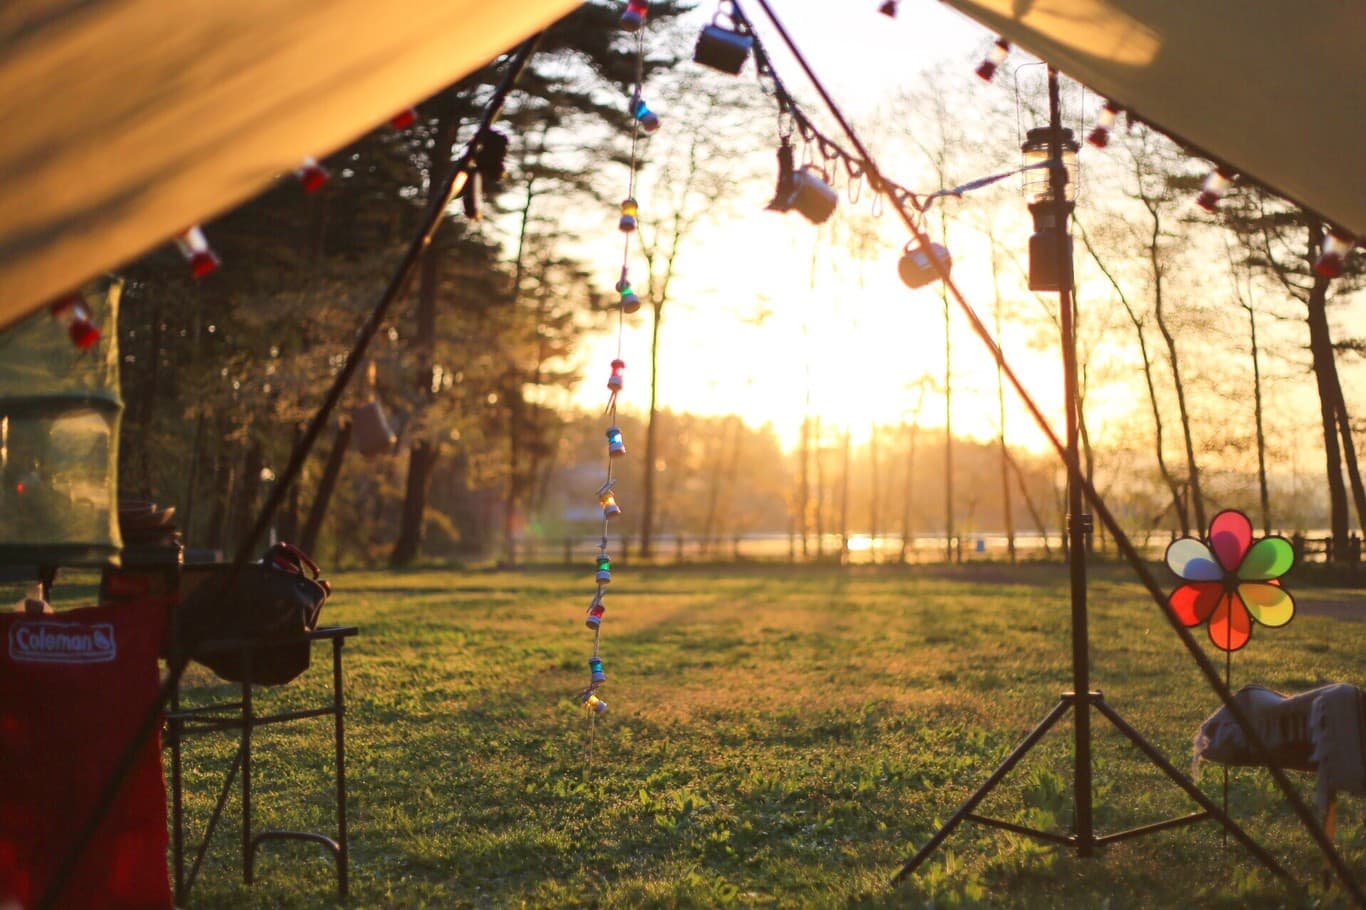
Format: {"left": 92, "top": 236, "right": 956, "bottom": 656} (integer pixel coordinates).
{"left": 579, "top": 7, "right": 655, "bottom": 775}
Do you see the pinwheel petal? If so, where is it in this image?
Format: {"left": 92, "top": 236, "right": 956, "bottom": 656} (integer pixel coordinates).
{"left": 1166, "top": 538, "right": 1223, "bottom": 581}
{"left": 1210, "top": 510, "right": 1253, "bottom": 572}
{"left": 1238, "top": 536, "right": 1295, "bottom": 581}
{"left": 1239, "top": 582, "right": 1296, "bottom": 627}
{"left": 1169, "top": 582, "right": 1223, "bottom": 626}
{"left": 1208, "top": 594, "right": 1251, "bottom": 652}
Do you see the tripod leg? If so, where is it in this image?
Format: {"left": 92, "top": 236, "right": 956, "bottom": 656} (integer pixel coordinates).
{"left": 892, "top": 699, "right": 1072, "bottom": 885}
{"left": 1093, "top": 699, "right": 1292, "bottom": 883}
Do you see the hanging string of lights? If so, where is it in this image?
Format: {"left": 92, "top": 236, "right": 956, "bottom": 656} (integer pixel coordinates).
{"left": 574, "top": 1, "right": 660, "bottom": 751}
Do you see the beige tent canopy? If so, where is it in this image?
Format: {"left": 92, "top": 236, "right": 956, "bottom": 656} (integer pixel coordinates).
{"left": 0, "top": 0, "right": 579, "bottom": 332}
{"left": 0, "top": 0, "right": 1361, "bottom": 331}
{"left": 939, "top": 0, "right": 1365, "bottom": 235}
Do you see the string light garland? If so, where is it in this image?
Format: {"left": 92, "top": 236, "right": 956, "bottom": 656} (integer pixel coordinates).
{"left": 49, "top": 294, "right": 101, "bottom": 349}
{"left": 174, "top": 225, "right": 220, "bottom": 279}
{"left": 575, "top": 1, "right": 660, "bottom": 751}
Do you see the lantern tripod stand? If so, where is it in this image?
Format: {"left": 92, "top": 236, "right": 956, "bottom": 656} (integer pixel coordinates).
{"left": 891, "top": 68, "right": 1288, "bottom": 886}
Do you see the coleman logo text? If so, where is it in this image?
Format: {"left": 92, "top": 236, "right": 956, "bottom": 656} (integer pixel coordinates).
{"left": 9, "top": 621, "right": 117, "bottom": 664}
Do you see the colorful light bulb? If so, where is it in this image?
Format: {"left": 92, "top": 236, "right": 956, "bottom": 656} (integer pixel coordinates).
{"left": 619, "top": 197, "right": 638, "bottom": 233}
{"left": 390, "top": 107, "right": 418, "bottom": 130}
{"left": 620, "top": 0, "right": 648, "bottom": 31}
{"left": 295, "top": 156, "right": 330, "bottom": 193}
{"left": 49, "top": 295, "right": 100, "bottom": 349}
{"left": 631, "top": 95, "right": 660, "bottom": 133}
{"left": 1314, "top": 230, "right": 1356, "bottom": 279}
{"left": 596, "top": 553, "right": 612, "bottom": 584}
{"left": 975, "top": 39, "right": 1010, "bottom": 82}
{"left": 586, "top": 596, "right": 606, "bottom": 630}
{"left": 1087, "top": 102, "right": 1121, "bottom": 149}
{"left": 175, "top": 226, "right": 220, "bottom": 278}
{"left": 607, "top": 359, "right": 626, "bottom": 392}
{"left": 617, "top": 283, "right": 641, "bottom": 314}
{"left": 879, "top": 0, "right": 898, "bottom": 16}
{"left": 599, "top": 488, "right": 621, "bottom": 519}
{"left": 583, "top": 693, "right": 608, "bottom": 715}
{"left": 1195, "top": 166, "right": 1235, "bottom": 212}
{"left": 606, "top": 426, "right": 626, "bottom": 457}
{"left": 589, "top": 656, "right": 607, "bottom": 683}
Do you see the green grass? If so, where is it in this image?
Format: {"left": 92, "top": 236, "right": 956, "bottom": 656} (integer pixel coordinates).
{"left": 134, "top": 565, "right": 1366, "bottom": 906}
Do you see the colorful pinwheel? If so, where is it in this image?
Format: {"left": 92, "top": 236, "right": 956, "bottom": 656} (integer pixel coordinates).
{"left": 1165, "top": 510, "right": 1296, "bottom": 651}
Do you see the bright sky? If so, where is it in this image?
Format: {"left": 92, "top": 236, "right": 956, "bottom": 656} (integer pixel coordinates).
{"left": 566, "top": 1, "right": 1070, "bottom": 453}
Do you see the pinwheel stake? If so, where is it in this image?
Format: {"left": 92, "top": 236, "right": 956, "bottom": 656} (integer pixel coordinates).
{"left": 1166, "top": 509, "right": 1297, "bottom": 841}
{"left": 893, "top": 69, "right": 1288, "bottom": 886}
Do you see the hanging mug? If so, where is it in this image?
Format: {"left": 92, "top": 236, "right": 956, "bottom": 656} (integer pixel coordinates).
{"left": 693, "top": 12, "right": 753, "bottom": 75}
{"left": 897, "top": 241, "right": 953, "bottom": 289}
{"left": 351, "top": 400, "right": 396, "bottom": 457}
{"left": 789, "top": 166, "right": 838, "bottom": 225}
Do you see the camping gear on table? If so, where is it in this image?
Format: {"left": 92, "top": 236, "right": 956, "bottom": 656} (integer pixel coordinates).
{"left": 174, "top": 542, "right": 331, "bottom": 686}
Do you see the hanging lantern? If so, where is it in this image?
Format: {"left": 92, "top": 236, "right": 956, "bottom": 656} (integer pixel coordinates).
{"left": 620, "top": 0, "right": 648, "bottom": 31}
{"left": 1021, "top": 127, "right": 1080, "bottom": 292}
{"left": 295, "top": 156, "right": 330, "bottom": 193}
{"left": 48, "top": 295, "right": 101, "bottom": 350}
{"left": 788, "top": 166, "right": 837, "bottom": 225}
{"left": 630, "top": 93, "right": 660, "bottom": 133}
{"left": 462, "top": 169, "right": 483, "bottom": 221}
{"left": 619, "top": 198, "right": 638, "bottom": 233}
{"left": 975, "top": 39, "right": 1010, "bottom": 82}
{"left": 606, "top": 426, "right": 626, "bottom": 458}
{"left": 897, "top": 241, "right": 953, "bottom": 290}
{"left": 879, "top": 1, "right": 898, "bottom": 16}
{"left": 1195, "top": 166, "right": 1236, "bottom": 212}
{"left": 607, "top": 359, "right": 626, "bottom": 392}
{"left": 390, "top": 107, "right": 418, "bottom": 130}
{"left": 175, "top": 226, "right": 220, "bottom": 279}
{"left": 598, "top": 482, "right": 622, "bottom": 519}
{"left": 1314, "top": 229, "right": 1356, "bottom": 279}
{"left": 582, "top": 693, "right": 608, "bottom": 714}
{"left": 1086, "top": 102, "right": 1121, "bottom": 149}
{"left": 586, "top": 594, "right": 606, "bottom": 629}
{"left": 596, "top": 553, "right": 612, "bottom": 584}
{"left": 617, "top": 280, "right": 642, "bottom": 314}
{"left": 693, "top": 12, "right": 753, "bottom": 75}
{"left": 589, "top": 656, "right": 607, "bottom": 683}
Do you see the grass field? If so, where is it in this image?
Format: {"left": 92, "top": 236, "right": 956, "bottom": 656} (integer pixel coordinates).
{"left": 155, "top": 562, "right": 1363, "bottom": 908}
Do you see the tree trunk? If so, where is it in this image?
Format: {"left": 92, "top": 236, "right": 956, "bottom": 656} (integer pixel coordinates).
{"left": 941, "top": 244, "right": 954, "bottom": 563}
{"left": 900, "top": 421, "right": 918, "bottom": 564}
{"left": 868, "top": 423, "right": 880, "bottom": 562}
{"left": 301, "top": 420, "right": 352, "bottom": 556}
{"left": 639, "top": 299, "right": 662, "bottom": 557}
{"left": 1307, "top": 293, "right": 1349, "bottom": 558}
{"left": 231, "top": 438, "right": 264, "bottom": 559}
{"left": 1150, "top": 215, "right": 1205, "bottom": 534}
{"left": 1077, "top": 219, "right": 1188, "bottom": 535}
{"left": 391, "top": 437, "right": 439, "bottom": 566}
{"left": 1239, "top": 300, "right": 1273, "bottom": 534}
{"left": 838, "top": 428, "right": 850, "bottom": 565}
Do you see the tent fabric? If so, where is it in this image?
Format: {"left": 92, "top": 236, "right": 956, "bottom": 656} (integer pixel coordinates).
{"left": 938, "top": 0, "right": 1366, "bottom": 238}
{"left": 0, "top": 0, "right": 581, "bottom": 331}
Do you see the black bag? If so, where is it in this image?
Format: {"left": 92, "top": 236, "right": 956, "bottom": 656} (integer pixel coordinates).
{"left": 177, "top": 542, "right": 331, "bottom": 686}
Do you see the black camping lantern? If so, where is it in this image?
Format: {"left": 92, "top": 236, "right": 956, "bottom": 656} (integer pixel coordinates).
{"left": 1021, "top": 126, "right": 1079, "bottom": 292}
